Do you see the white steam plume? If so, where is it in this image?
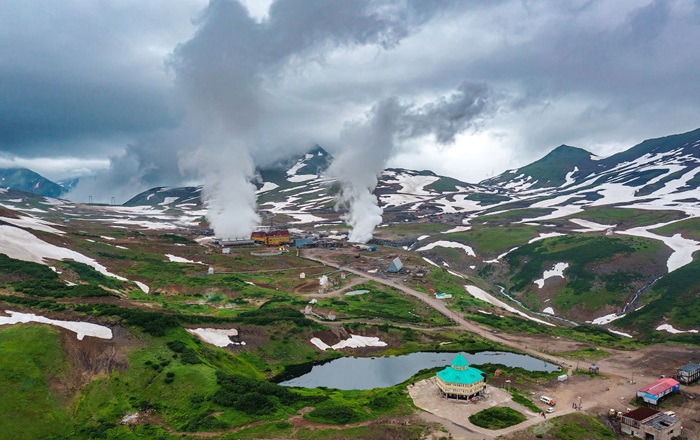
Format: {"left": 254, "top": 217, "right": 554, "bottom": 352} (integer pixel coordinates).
{"left": 330, "top": 82, "right": 491, "bottom": 242}
{"left": 329, "top": 99, "right": 400, "bottom": 243}
{"left": 169, "top": 0, "right": 454, "bottom": 239}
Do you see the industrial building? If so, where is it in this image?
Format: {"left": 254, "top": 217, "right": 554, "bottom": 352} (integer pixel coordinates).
{"left": 677, "top": 362, "right": 700, "bottom": 384}
{"left": 251, "top": 230, "right": 290, "bottom": 246}
{"left": 435, "top": 354, "right": 486, "bottom": 400}
{"left": 621, "top": 407, "right": 681, "bottom": 440}
{"left": 636, "top": 378, "right": 681, "bottom": 405}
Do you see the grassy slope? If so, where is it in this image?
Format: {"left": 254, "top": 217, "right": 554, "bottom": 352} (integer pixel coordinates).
{"left": 615, "top": 258, "right": 700, "bottom": 341}
{"left": 504, "top": 235, "right": 664, "bottom": 313}
{"left": 652, "top": 217, "right": 700, "bottom": 241}
{"left": 442, "top": 224, "right": 539, "bottom": 256}
{"left": 0, "top": 325, "right": 73, "bottom": 439}
{"left": 566, "top": 207, "right": 687, "bottom": 228}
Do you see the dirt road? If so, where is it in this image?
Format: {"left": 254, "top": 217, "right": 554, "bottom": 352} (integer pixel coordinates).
{"left": 303, "top": 251, "right": 575, "bottom": 371}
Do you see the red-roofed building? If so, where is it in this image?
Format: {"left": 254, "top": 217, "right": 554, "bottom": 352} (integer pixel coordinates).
{"left": 637, "top": 378, "right": 680, "bottom": 404}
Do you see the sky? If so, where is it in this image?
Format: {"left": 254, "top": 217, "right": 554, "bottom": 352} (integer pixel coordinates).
{"left": 1, "top": 0, "right": 699, "bottom": 203}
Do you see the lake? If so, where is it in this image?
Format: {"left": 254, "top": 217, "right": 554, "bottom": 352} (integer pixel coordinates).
{"left": 280, "top": 351, "right": 559, "bottom": 390}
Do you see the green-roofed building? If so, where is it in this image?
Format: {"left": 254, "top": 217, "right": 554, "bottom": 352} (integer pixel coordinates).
{"left": 435, "top": 353, "right": 486, "bottom": 400}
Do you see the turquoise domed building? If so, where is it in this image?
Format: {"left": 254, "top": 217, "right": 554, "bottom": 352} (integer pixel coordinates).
{"left": 435, "top": 353, "right": 486, "bottom": 400}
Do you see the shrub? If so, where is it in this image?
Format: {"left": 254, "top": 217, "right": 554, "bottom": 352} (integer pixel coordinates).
{"left": 469, "top": 407, "right": 525, "bottom": 429}
{"left": 307, "top": 405, "right": 359, "bottom": 424}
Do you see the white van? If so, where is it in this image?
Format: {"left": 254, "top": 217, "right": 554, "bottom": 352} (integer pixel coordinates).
{"left": 540, "top": 396, "right": 556, "bottom": 406}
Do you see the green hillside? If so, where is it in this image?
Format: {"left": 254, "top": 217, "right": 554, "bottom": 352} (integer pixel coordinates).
{"left": 615, "top": 258, "right": 700, "bottom": 342}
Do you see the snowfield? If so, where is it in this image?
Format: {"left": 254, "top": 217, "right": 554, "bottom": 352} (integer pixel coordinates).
{"left": 0, "top": 215, "right": 65, "bottom": 235}
{"left": 416, "top": 240, "right": 475, "bottom": 256}
{"left": 0, "top": 310, "right": 112, "bottom": 340}
{"left": 0, "top": 225, "right": 127, "bottom": 281}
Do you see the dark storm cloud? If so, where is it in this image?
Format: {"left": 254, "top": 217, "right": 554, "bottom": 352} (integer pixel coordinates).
{"left": 2, "top": 0, "right": 700, "bottom": 188}
{"left": 0, "top": 73, "right": 174, "bottom": 154}
{"left": 401, "top": 82, "right": 490, "bottom": 144}
{"left": 0, "top": 0, "right": 198, "bottom": 154}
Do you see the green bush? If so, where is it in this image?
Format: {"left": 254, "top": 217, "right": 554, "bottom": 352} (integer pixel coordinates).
{"left": 469, "top": 407, "right": 525, "bottom": 429}
{"left": 307, "top": 405, "right": 359, "bottom": 424}
{"left": 0, "top": 253, "right": 57, "bottom": 282}
{"left": 10, "top": 280, "right": 113, "bottom": 299}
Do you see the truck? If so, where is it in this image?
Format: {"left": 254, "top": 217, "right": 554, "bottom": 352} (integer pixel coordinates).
{"left": 540, "top": 396, "right": 556, "bottom": 406}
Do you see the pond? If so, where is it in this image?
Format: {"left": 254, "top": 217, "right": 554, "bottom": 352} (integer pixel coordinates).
{"left": 279, "top": 351, "right": 559, "bottom": 390}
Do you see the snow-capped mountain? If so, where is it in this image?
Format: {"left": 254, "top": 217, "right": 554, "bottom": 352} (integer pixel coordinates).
{"left": 1, "top": 127, "right": 698, "bottom": 337}
{"left": 482, "top": 128, "right": 699, "bottom": 204}
{"left": 0, "top": 167, "right": 65, "bottom": 198}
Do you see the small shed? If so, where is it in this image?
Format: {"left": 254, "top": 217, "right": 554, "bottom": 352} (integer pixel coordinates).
{"left": 589, "top": 364, "right": 600, "bottom": 374}
{"left": 677, "top": 362, "right": 700, "bottom": 385}
{"left": 294, "top": 237, "right": 314, "bottom": 248}
{"left": 304, "top": 305, "right": 313, "bottom": 315}
{"left": 386, "top": 257, "right": 404, "bottom": 273}
{"left": 327, "top": 311, "right": 336, "bottom": 321}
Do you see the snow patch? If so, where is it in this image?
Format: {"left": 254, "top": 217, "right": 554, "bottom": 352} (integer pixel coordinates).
{"left": 416, "top": 240, "right": 475, "bottom": 256}
{"left": 618, "top": 222, "right": 700, "bottom": 273}
{"left": 0, "top": 310, "right": 112, "bottom": 340}
{"left": 165, "top": 254, "right": 205, "bottom": 265}
{"left": 256, "top": 182, "right": 279, "bottom": 193}
{"left": 655, "top": 324, "right": 698, "bottom": 334}
{"left": 159, "top": 197, "right": 179, "bottom": 205}
{"left": 543, "top": 307, "right": 555, "bottom": 315}
{"left": 607, "top": 329, "right": 633, "bottom": 338}
{"left": 443, "top": 225, "right": 472, "bottom": 234}
{"left": 311, "top": 334, "right": 387, "bottom": 350}
{"left": 591, "top": 313, "right": 625, "bottom": 325}
{"left": 528, "top": 232, "right": 565, "bottom": 244}
{"left": 0, "top": 225, "right": 127, "bottom": 281}
{"left": 187, "top": 328, "right": 243, "bottom": 347}
{"left": 534, "top": 262, "right": 569, "bottom": 288}
{"left": 464, "top": 285, "right": 555, "bottom": 327}
{"left": 134, "top": 281, "right": 150, "bottom": 294}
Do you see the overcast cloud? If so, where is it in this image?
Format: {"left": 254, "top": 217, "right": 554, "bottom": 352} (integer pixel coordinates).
{"left": 0, "top": 0, "right": 698, "bottom": 202}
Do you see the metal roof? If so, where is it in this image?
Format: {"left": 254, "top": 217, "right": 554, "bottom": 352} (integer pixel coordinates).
{"left": 678, "top": 362, "right": 700, "bottom": 373}
{"left": 638, "top": 378, "right": 680, "bottom": 395}
{"left": 623, "top": 407, "right": 659, "bottom": 422}
{"left": 437, "top": 365, "right": 485, "bottom": 385}
{"left": 643, "top": 413, "right": 680, "bottom": 431}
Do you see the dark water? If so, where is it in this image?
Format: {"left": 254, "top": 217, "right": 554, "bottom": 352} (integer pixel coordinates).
{"left": 280, "top": 351, "right": 558, "bottom": 390}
